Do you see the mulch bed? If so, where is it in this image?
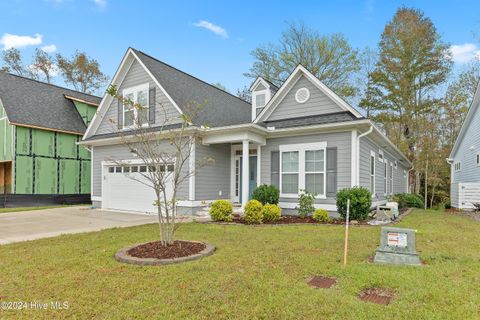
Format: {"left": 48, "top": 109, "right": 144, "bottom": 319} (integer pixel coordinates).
{"left": 358, "top": 288, "right": 394, "bottom": 305}
{"left": 307, "top": 276, "right": 338, "bottom": 289}
{"left": 127, "top": 240, "right": 206, "bottom": 260}
{"left": 445, "top": 209, "right": 480, "bottom": 222}
{"left": 231, "top": 214, "right": 368, "bottom": 225}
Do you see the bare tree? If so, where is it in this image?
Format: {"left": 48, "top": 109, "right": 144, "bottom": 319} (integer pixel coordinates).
{"left": 105, "top": 85, "right": 211, "bottom": 246}
{"left": 57, "top": 51, "right": 109, "bottom": 94}
{"left": 31, "top": 48, "right": 56, "bottom": 83}
{"left": 1, "top": 48, "right": 38, "bottom": 80}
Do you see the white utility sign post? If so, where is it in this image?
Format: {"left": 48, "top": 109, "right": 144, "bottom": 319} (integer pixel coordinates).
{"left": 343, "top": 199, "right": 350, "bottom": 267}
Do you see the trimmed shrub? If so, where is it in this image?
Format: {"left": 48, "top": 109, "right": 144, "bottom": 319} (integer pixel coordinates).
{"left": 296, "top": 190, "right": 317, "bottom": 218}
{"left": 209, "top": 200, "right": 233, "bottom": 222}
{"left": 244, "top": 200, "right": 263, "bottom": 224}
{"left": 444, "top": 201, "right": 451, "bottom": 209}
{"left": 262, "top": 204, "right": 282, "bottom": 222}
{"left": 391, "top": 193, "right": 424, "bottom": 209}
{"left": 336, "top": 187, "right": 372, "bottom": 221}
{"left": 252, "top": 184, "right": 280, "bottom": 205}
{"left": 312, "top": 208, "right": 329, "bottom": 222}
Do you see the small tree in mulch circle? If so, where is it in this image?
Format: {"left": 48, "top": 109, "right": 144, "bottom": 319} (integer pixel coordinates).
{"left": 104, "top": 85, "right": 212, "bottom": 246}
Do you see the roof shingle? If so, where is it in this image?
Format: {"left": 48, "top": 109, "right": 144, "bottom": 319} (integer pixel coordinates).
{"left": 0, "top": 72, "right": 101, "bottom": 134}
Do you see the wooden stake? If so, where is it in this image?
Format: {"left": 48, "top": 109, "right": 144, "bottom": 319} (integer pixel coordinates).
{"left": 343, "top": 199, "right": 350, "bottom": 267}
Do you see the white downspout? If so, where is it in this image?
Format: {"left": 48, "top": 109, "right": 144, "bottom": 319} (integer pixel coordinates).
{"left": 356, "top": 126, "right": 373, "bottom": 186}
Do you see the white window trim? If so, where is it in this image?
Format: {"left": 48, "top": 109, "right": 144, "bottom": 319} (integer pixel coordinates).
{"left": 370, "top": 150, "right": 376, "bottom": 198}
{"left": 390, "top": 161, "right": 394, "bottom": 195}
{"left": 279, "top": 142, "right": 327, "bottom": 199}
{"left": 454, "top": 161, "right": 461, "bottom": 172}
{"left": 394, "top": 160, "right": 398, "bottom": 169}
{"left": 122, "top": 83, "right": 149, "bottom": 129}
{"left": 378, "top": 149, "right": 384, "bottom": 163}
{"left": 251, "top": 89, "right": 271, "bottom": 121}
{"left": 383, "top": 161, "right": 387, "bottom": 196}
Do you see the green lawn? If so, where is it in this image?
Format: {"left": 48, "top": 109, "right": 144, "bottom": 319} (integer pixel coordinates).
{"left": 0, "top": 210, "right": 479, "bottom": 319}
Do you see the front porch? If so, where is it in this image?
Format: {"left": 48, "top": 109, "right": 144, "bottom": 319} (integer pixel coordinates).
{"left": 202, "top": 127, "right": 266, "bottom": 207}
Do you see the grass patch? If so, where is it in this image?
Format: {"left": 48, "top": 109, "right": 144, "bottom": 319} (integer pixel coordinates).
{"left": 0, "top": 209, "right": 479, "bottom": 319}
{"left": 0, "top": 204, "right": 89, "bottom": 214}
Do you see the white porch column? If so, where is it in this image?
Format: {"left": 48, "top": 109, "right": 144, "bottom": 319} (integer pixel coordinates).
{"left": 242, "top": 140, "right": 249, "bottom": 207}
{"left": 256, "top": 145, "right": 261, "bottom": 187}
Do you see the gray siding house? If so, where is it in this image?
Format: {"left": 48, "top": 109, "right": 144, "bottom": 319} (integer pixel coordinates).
{"left": 81, "top": 48, "right": 410, "bottom": 215}
{"left": 449, "top": 81, "right": 480, "bottom": 209}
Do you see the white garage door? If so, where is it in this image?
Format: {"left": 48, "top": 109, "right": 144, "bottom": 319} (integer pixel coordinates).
{"left": 103, "top": 164, "right": 174, "bottom": 214}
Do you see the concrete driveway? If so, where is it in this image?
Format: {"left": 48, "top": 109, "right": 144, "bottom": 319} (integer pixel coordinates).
{"left": 0, "top": 206, "right": 158, "bottom": 245}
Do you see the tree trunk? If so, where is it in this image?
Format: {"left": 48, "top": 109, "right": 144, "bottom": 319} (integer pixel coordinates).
{"left": 424, "top": 158, "right": 428, "bottom": 210}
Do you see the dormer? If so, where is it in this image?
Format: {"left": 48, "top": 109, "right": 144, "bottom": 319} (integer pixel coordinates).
{"left": 250, "top": 77, "right": 277, "bottom": 121}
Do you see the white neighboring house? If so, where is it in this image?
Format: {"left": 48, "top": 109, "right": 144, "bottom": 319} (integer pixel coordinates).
{"left": 449, "top": 81, "right": 480, "bottom": 209}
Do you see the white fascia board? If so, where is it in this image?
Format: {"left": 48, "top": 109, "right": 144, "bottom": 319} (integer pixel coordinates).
{"left": 255, "top": 64, "right": 363, "bottom": 123}
{"left": 129, "top": 49, "right": 184, "bottom": 116}
{"left": 249, "top": 77, "right": 271, "bottom": 91}
{"left": 369, "top": 123, "right": 412, "bottom": 166}
{"left": 449, "top": 81, "right": 480, "bottom": 159}
{"left": 254, "top": 68, "right": 303, "bottom": 123}
{"left": 83, "top": 50, "right": 135, "bottom": 139}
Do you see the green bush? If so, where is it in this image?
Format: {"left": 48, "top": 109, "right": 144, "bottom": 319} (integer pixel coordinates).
{"left": 312, "top": 208, "right": 329, "bottom": 222}
{"left": 262, "top": 204, "right": 282, "bottom": 222}
{"left": 244, "top": 200, "right": 263, "bottom": 224}
{"left": 336, "top": 187, "right": 372, "bottom": 221}
{"left": 391, "top": 193, "right": 424, "bottom": 209}
{"left": 252, "top": 184, "right": 280, "bottom": 205}
{"left": 296, "top": 190, "right": 316, "bottom": 218}
{"left": 445, "top": 201, "right": 451, "bottom": 209}
{"left": 209, "top": 200, "right": 233, "bottom": 222}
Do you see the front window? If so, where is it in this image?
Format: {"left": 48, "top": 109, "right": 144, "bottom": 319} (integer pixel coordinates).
{"left": 279, "top": 142, "right": 327, "bottom": 197}
{"left": 255, "top": 93, "right": 265, "bottom": 108}
{"left": 305, "top": 150, "right": 325, "bottom": 194}
{"left": 281, "top": 151, "right": 299, "bottom": 194}
{"left": 123, "top": 84, "right": 149, "bottom": 127}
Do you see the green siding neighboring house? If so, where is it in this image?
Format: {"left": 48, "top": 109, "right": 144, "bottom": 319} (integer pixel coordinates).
{"left": 0, "top": 72, "right": 100, "bottom": 204}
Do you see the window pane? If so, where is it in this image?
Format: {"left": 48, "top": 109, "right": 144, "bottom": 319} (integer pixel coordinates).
{"left": 282, "top": 151, "right": 298, "bottom": 172}
{"left": 256, "top": 107, "right": 264, "bottom": 116}
{"left": 124, "top": 109, "right": 134, "bottom": 127}
{"left": 115, "top": 166, "right": 122, "bottom": 173}
{"left": 306, "top": 173, "right": 324, "bottom": 195}
{"left": 167, "top": 164, "right": 174, "bottom": 172}
{"left": 131, "top": 166, "right": 138, "bottom": 172}
{"left": 124, "top": 166, "right": 130, "bottom": 173}
{"left": 139, "top": 165, "right": 147, "bottom": 172}
{"left": 306, "top": 150, "right": 324, "bottom": 172}
{"left": 138, "top": 107, "right": 148, "bottom": 125}
{"left": 108, "top": 167, "right": 114, "bottom": 173}
{"left": 137, "top": 90, "right": 148, "bottom": 106}
{"left": 282, "top": 173, "right": 298, "bottom": 193}
{"left": 256, "top": 94, "right": 265, "bottom": 107}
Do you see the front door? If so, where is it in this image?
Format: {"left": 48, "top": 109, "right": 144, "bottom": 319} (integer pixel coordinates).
{"left": 234, "top": 155, "right": 257, "bottom": 203}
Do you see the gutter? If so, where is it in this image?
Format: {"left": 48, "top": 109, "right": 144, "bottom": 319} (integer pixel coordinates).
{"left": 356, "top": 125, "right": 374, "bottom": 185}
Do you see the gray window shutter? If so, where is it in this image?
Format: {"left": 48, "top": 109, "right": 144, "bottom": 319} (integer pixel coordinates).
{"left": 117, "top": 98, "right": 123, "bottom": 129}
{"left": 326, "top": 147, "right": 337, "bottom": 197}
{"left": 149, "top": 87, "right": 156, "bottom": 124}
{"left": 271, "top": 151, "right": 279, "bottom": 188}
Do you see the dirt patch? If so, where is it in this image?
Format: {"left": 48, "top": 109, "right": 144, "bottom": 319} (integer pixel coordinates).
{"left": 358, "top": 287, "right": 394, "bottom": 305}
{"left": 445, "top": 209, "right": 480, "bottom": 222}
{"left": 307, "top": 276, "right": 338, "bottom": 289}
{"left": 127, "top": 240, "right": 206, "bottom": 260}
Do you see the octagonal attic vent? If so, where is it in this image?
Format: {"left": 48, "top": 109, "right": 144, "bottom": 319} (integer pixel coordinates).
{"left": 295, "top": 88, "right": 310, "bottom": 103}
